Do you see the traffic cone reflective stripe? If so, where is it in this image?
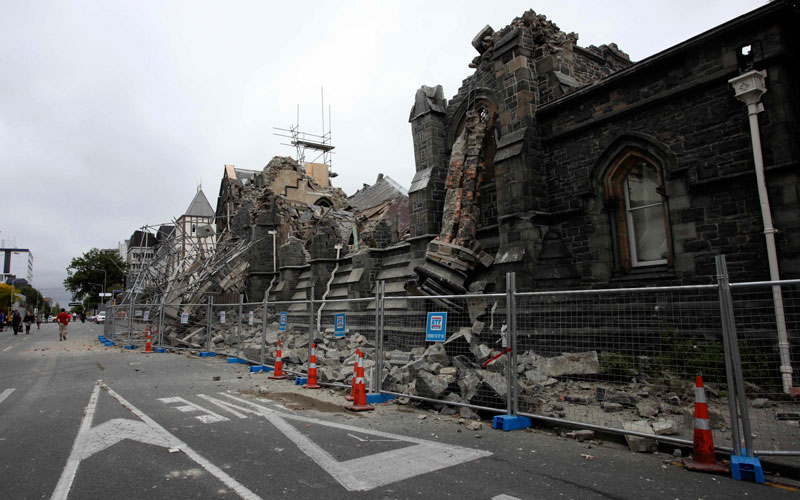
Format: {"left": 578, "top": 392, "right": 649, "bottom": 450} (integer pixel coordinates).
{"left": 346, "top": 349, "right": 360, "bottom": 401}
{"left": 269, "top": 340, "right": 288, "bottom": 379}
{"left": 303, "top": 343, "right": 321, "bottom": 389}
{"left": 683, "top": 374, "right": 728, "bottom": 474}
{"left": 345, "top": 352, "right": 373, "bottom": 412}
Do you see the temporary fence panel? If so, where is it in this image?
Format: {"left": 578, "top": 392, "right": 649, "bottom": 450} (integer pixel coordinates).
{"left": 729, "top": 280, "right": 800, "bottom": 454}
{"left": 316, "top": 297, "right": 375, "bottom": 388}
{"left": 209, "top": 302, "right": 241, "bottom": 356}
{"left": 381, "top": 293, "right": 509, "bottom": 413}
{"left": 515, "top": 285, "right": 729, "bottom": 449}
{"left": 158, "top": 302, "right": 214, "bottom": 352}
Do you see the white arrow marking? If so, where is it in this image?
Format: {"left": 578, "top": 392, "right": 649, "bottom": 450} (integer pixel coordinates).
{"left": 0, "top": 388, "right": 16, "bottom": 404}
{"left": 206, "top": 392, "right": 492, "bottom": 491}
{"left": 51, "top": 382, "right": 262, "bottom": 500}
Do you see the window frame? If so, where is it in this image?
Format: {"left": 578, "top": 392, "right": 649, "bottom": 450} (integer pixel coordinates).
{"left": 604, "top": 150, "right": 671, "bottom": 271}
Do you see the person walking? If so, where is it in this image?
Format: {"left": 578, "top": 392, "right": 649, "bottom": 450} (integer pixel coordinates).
{"left": 0, "top": 311, "right": 5, "bottom": 332}
{"left": 56, "top": 308, "right": 70, "bottom": 341}
{"left": 36, "top": 313, "right": 41, "bottom": 329}
{"left": 23, "top": 310, "right": 34, "bottom": 335}
{"left": 11, "top": 310, "right": 22, "bottom": 335}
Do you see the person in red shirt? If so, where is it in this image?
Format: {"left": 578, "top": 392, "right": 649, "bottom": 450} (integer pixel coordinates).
{"left": 56, "top": 308, "right": 71, "bottom": 341}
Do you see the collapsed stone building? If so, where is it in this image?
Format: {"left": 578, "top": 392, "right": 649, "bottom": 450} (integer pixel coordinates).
{"left": 141, "top": 3, "right": 800, "bottom": 435}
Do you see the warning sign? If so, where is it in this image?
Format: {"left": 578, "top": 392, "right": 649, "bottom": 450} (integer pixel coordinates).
{"left": 334, "top": 313, "right": 346, "bottom": 338}
{"left": 279, "top": 312, "right": 288, "bottom": 331}
{"left": 425, "top": 312, "right": 447, "bottom": 342}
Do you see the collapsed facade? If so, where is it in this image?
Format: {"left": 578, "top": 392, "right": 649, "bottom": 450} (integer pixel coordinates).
{"left": 108, "top": 4, "right": 800, "bottom": 441}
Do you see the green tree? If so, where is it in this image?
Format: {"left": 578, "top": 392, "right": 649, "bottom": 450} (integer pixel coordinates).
{"left": 64, "top": 249, "right": 128, "bottom": 309}
{"left": 19, "top": 285, "right": 46, "bottom": 311}
{"left": 1, "top": 283, "right": 23, "bottom": 312}
{"left": 51, "top": 302, "right": 61, "bottom": 316}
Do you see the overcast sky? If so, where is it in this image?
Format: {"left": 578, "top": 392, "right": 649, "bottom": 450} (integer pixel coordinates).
{"left": 1, "top": 0, "right": 766, "bottom": 306}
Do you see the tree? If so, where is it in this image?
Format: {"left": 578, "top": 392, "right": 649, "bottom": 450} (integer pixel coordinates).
{"left": 51, "top": 302, "right": 61, "bottom": 316}
{"left": 19, "top": 285, "right": 46, "bottom": 312}
{"left": 64, "top": 249, "right": 128, "bottom": 308}
{"left": 0, "top": 283, "right": 23, "bottom": 311}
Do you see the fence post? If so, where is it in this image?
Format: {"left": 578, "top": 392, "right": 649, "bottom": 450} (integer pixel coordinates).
{"left": 505, "top": 272, "right": 516, "bottom": 416}
{"left": 109, "top": 304, "right": 116, "bottom": 339}
{"left": 373, "top": 281, "right": 385, "bottom": 394}
{"left": 260, "top": 292, "right": 268, "bottom": 367}
{"left": 716, "top": 255, "right": 756, "bottom": 459}
{"left": 158, "top": 302, "right": 165, "bottom": 347}
{"left": 237, "top": 293, "right": 244, "bottom": 359}
{"left": 128, "top": 296, "right": 134, "bottom": 339}
{"left": 206, "top": 296, "right": 213, "bottom": 353}
{"left": 308, "top": 286, "right": 315, "bottom": 372}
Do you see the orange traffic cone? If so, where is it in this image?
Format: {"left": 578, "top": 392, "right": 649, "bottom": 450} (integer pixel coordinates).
{"left": 683, "top": 374, "right": 729, "bottom": 473}
{"left": 269, "top": 340, "right": 288, "bottom": 379}
{"left": 345, "top": 351, "right": 373, "bottom": 412}
{"left": 303, "top": 343, "right": 321, "bottom": 389}
{"left": 346, "top": 348, "right": 360, "bottom": 401}
{"left": 143, "top": 326, "right": 153, "bottom": 353}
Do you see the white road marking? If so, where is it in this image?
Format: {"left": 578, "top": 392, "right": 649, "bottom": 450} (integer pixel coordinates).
{"left": 492, "top": 495, "right": 522, "bottom": 500}
{"left": 51, "top": 381, "right": 263, "bottom": 500}
{"left": 347, "top": 433, "right": 401, "bottom": 443}
{"left": 197, "top": 394, "right": 249, "bottom": 419}
{"left": 3, "top": 345, "right": 14, "bottom": 352}
{"left": 0, "top": 388, "right": 16, "bottom": 404}
{"left": 214, "top": 392, "right": 492, "bottom": 492}
{"left": 158, "top": 396, "right": 229, "bottom": 424}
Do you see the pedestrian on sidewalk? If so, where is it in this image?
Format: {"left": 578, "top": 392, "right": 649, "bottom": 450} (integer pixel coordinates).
{"left": 23, "top": 311, "right": 34, "bottom": 335}
{"left": 0, "top": 311, "right": 5, "bottom": 332}
{"left": 36, "top": 313, "right": 41, "bottom": 329}
{"left": 56, "top": 308, "right": 70, "bottom": 341}
{"left": 11, "top": 310, "right": 21, "bottom": 335}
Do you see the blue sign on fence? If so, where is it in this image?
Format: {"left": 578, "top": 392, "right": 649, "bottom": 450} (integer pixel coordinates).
{"left": 334, "top": 313, "right": 346, "bottom": 337}
{"left": 426, "top": 312, "right": 447, "bottom": 342}
{"left": 279, "top": 311, "right": 288, "bottom": 331}
{"left": 180, "top": 313, "right": 189, "bottom": 324}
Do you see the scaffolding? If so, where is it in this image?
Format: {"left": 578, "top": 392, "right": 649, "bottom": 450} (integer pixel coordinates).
{"left": 273, "top": 89, "right": 336, "bottom": 178}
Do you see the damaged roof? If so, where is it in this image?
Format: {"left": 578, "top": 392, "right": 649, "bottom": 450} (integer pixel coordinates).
{"left": 347, "top": 173, "right": 408, "bottom": 212}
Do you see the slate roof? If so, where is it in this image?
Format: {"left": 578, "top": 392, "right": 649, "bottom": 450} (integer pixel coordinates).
{"left": 347, "top": 174, "right": 408, "bottom": 212}
{"left": 185, "top": 189, "right": 215, "bottom": 218}
{"left": 128, "top": 230, "right": 157, "bottom": 248}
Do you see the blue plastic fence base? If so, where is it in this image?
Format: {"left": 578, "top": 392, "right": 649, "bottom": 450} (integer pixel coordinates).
{"left": 492, "top": 415, "right": 533, "bottom": 431}
{"left": 97, "top": 335, "right": 105, "bottom": 340}
{"left": 295, "top": 377, "right": 307, "bottom": 385}
{"left": 365, "top": 393, "right": 396, "bottom": 404}
{"left": 154, "top": 347, "right": 167, "bottom": 353}
{"left": 250, "top": 365, "right": 274, "bottom": 373}
{"left": 103, "top": 341, "right": 115, "bottom": 346}
{"left": 226, "top": 357, "right": 247, "bottom": 364}
{"left": 124, "top": 345, "right": 136, "bottom": 350}
{"left": 731, "top": 450, "right": 764, "bottom": 484}
{"left": 199, "top": 352, "right": 217, "bottom": 357}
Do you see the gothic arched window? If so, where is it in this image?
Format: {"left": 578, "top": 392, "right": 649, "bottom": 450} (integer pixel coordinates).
{"left": 604, "top": 151, "right": 670, "bottom": 270}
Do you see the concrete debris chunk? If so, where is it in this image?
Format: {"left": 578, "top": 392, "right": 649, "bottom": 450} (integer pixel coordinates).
{"left": 542, "top": 351, "right": 600, "bottom": 377}
{"left": 651, "top": 419, "right": 677, "bottom": 435}
{"left": 622, "top": 421, "right": 658, "bottom": 453}
{"left": 565, "top": 430, "right": 594, "bottom": 442}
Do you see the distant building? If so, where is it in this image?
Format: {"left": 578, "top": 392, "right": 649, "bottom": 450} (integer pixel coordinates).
{"left": 1, "top": 247, "right": 33, "bottom": 286}
{"left": 126, "top": 230, "right": 157, "bottom": 288}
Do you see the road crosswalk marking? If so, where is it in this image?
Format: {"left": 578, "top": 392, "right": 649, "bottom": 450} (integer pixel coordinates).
{"left": 0, "top": 388, "right": 15, "bottom": 405}
{"left": 158, "top": 396, "right": 230, "bottom": 423}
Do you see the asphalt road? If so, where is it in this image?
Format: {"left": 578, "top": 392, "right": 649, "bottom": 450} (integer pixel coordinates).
{"left": 0, "top": 320, "right": 795, "bottom": 499}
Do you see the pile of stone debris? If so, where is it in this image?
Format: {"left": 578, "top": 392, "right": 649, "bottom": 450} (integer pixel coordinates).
{"left": 157, "top": 310, "right": 740, "bottom": 453}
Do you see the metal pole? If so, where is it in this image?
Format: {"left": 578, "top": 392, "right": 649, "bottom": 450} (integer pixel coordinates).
{"left": 206, "top": 296, "right": 213, "bottom": 353}
{"left": 716, "top": 255, "right": 742, "bottom": 457}
{"left": 373, "top": 281, "right": 385, "bottom": 395}
{"left": 158, "top": 302, "right": 165, "bottom": 347}
{"left": 260, "top": 292, "right": 268, "bottom": 366}
{"left": 505, "top": 272, "right": 515, "bottom": 415}
{"left": 720, "top": 256, "right": 756, "bottom": 457}
{"left": 128, "top": 293, "right": 134, "bottom": 340}
{"left": 237, "top": 293, "right": 244, "bottom": 359}
{"left": 109, "top": 303, "right": 116, "bottom": 339}
{"left": 308, "top": 285, "right": 315, "bottom": 373}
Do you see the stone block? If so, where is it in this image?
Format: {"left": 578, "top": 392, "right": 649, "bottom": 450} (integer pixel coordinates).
{"left": 424, "top": 343, "right": 450, "bottom": 365}
{"left": 652, "top": 419, "right": 677, "bottom": 435}
{"left": 622, "top": 421, "right": 658, "bottom": 453}
{"left": 565, "top": 430, "right": 595, "bottom": 441}
{"left": 471, "top": 343, "right": 492, "bottom": 362}
{"left": 636, "top": 400, "right": 660, "bottom": 418}
{"left": 542, "top": 351, "right": 600, "bottom": 377}
{"left": 602, "top": 402, "right": 624, "bottom": 412}
{"left": 415, "top": 371, "right": 451, "bottom": 399}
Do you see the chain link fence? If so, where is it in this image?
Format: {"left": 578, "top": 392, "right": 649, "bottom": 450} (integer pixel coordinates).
{"left": 99, "top": 260, "right": 800, "bottom": 457}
